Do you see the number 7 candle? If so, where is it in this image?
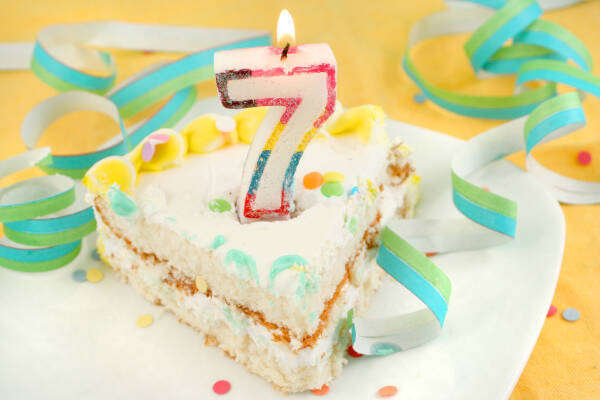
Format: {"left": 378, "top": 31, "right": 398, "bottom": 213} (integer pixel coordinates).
{"left": 214, "top": 10, "right": 337, "bottom": 223}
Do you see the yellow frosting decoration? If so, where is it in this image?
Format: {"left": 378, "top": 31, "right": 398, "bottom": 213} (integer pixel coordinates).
{"left": 182, "top": 115, "right": 236, "bottom": 153}
{"left": 83, "top": 104, "right": 388, "bottom": 194}
{"left": 234, "top": 107, "right": 268, "bottom": 144}
{"left": 326, "top": 105, "right": 385, "bottom": 142}
{"left": 82, "top": 155, "right": 137, "bottom": 195}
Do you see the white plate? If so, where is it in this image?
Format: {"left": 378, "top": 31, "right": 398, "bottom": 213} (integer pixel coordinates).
{"left": 0, "top": 98, "right": 564, "bottom": 400}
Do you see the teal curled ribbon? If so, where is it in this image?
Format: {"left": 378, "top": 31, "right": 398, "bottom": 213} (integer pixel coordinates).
{"left": 0, "top": 23, "right": 271, "bottom": 272}
{"left": 353, "top": 0, "right": 600, "bottom": 355}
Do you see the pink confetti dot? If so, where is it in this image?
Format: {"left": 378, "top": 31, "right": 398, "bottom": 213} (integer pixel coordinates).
{"left": 347, "top": 345, "right": 363, "bottom": 358}
{"left": 547, "top": 304, "right": 557, "bottom": 317}
{"left": 577, "top": 150, "right": 592, "bottom": 165}
{"left": 212, "top": 380, "right": 231, "bottom": 395}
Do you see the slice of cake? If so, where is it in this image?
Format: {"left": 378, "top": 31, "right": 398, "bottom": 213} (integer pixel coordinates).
{"left": 84, "top": 104, "right": 419, "bottom": 392}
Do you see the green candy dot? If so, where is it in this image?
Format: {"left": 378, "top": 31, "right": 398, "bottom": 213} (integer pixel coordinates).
{"left": 209, "top": 198, "right": 232, "bottom": 213}
{"left": 321, "top": 182, "right": 344, "bottom": 198}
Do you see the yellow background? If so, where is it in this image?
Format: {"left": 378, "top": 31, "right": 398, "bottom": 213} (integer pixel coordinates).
{"left": 1, "top": 0, "right": 599, "bottom": 398}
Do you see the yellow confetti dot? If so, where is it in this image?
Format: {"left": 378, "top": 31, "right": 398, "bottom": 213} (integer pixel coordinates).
{"left": 412, "top": 174, "right": 422, "bottom": 183}
{"left": 86, "top": 268, "right": 104, "bottom": 283}
{"left": 323, "top": 171, "right": 345, "bottom": 182}
{"left": 136, "top": 314, "right": 154, "bottom": 328}
{"left": 195, "top": 276, "right": 208, "bottom": 294}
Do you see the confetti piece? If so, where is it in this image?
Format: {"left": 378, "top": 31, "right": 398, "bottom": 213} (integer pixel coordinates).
{"left": 136, "top": 314, "right": 154, "bottom": 328}
{"left": 349, "top": 186, "right": 359, "bottom": 196}
{"left": 303, "top": 172, "right": 324, "bottom": 189}
{"left": 195, "top": 276, "right": 208, "bottom": 294}
{"left": 321, "top": 182, "right": 344, "bottom": 198}
{"left": 562, "top": 308, "right": 580, "bottom": 322}
{"left": 323, "top": 171, "right": 344, "bottom": 183}
{"left": 547, "top": 304, "right": 557, "bottom": 317}
{"left": 91, "top": 249, "right": 101, "bottom": 261}
{"left": 577, "top": 150, "right": 592, "bottom": 165}
{"left": 347, "top": 345, "right": 363, "bottom": 358}
{"left": 212, "top": 380, "right": 231, "bottom": 395}
{"left": 413, "top": 93, "right": 426, "bottom": 104}
{"left": 72, "top": 269, "right": 87, "bottom": 282}
{"left": 425, "top": 252, "right": 437, "bottom": 257}
{"left": 86, "top": 268, "right": 103, "bottom": 283}
{"left": 311, "top": 384, "right": 330, "bottom": 396}
{"left": 209, "top": 199, "right": 232, "bottom": 213}
{"left": 482, "top": 187, "right": 490, "bottom": 192}
{"left": 377, "top": 385, "right": 398, "bottom": 397}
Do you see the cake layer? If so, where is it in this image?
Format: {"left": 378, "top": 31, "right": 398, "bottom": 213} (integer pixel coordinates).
{"left": 98, "top": 136, "right": 417, "bottom": 338}
{"left": 97, "top": 205, "right": 393, "bottom": 392}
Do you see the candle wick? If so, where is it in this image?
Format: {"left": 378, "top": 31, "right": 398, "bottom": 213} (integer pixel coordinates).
{"left": 281, "top": 43, "right": 290, "bottom": 61}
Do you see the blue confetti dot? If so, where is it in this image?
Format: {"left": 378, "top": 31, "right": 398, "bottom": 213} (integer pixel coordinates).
{"left": 371, "top": 342, "right": 402, "bottom": 355}
{"left": 413, "top": 93, "right": 427, "bottom": 104}
{"left": 72, "top": 269, "right": 87, "bottom": 282}
{"left": 349, "top": 186, "right": 359, "bottom": 196}
{"left": 91, "top": 249, "right": 100, "bottom": 261}
{"left": 562, "top": 308, "right": 580, "bottom": 322}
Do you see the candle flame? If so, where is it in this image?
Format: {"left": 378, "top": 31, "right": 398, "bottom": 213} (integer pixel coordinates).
{"left": 276, "top": 9, "right": 296, "bottom": 47}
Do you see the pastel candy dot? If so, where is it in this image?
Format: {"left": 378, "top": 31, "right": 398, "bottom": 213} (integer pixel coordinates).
{"left": 303, "top": 172, "right": 324, "bottom": 189}
{"left": 86, "top": 268, "right": 103, "bottom": 283}
{"left": 562, "top": 307, "right": 580, "bottom": 322}
{"left": 141, "top": 141, "right": 156, "bottom": 162}
{"left": 323, "top": 171, "right": 344, "bottom": 182}
{"left": 72, "top": 269, "right": 87, "bottom": 282}
{"left": 91, "top": 249, "right": 101, "bottom": 261}
{"left": 577, "top": 150, "right": 592, "bottom": 165}
{"left": 413, "top": 93, "right": 427, "bottom": 104}
{"left": 321, "top": 182, "right": 344, "bottom": 198}
{"left": 195, "top": 276, "right": 208, "bottom": 294}
{"left": 212, "top": 380, "right": 231, "bottom": 395}
{"left": 377, "top": 385, "right": 398, "bottom": 397}
{"left": 108, "top": 187, "right": 138, "bottom": 217}
{"left": 209, "top": 199, "right": 232, "bottom": 213}
{"left": 210, "top": 235, "right": 227, "bottom": 249}
{"left": 311, "top": 384, "right": 329, "bottom": 396}
{"left": 136, "top": 314, "right": 153, "bottom": 328}
{"left": 349, "top": 186, "right": 359, "bottom": 196}
{"left": 547, "top": 304, "right": 557, "bottom": 317}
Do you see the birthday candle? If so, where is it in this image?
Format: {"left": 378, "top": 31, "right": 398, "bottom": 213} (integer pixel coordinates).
{"left": 214, "top": 10, "right": 337, "bottom": 223}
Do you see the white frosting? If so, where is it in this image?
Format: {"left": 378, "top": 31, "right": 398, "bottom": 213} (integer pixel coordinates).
{"left": 133, "top": 134, "right": 391, "bottom": 298}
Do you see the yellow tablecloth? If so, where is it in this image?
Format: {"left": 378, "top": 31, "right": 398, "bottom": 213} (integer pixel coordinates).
{"left": 1, "top": 1, "right": 598, "bottom": 398}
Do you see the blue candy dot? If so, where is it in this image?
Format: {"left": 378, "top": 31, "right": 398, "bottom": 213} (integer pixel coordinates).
{"left": 413, "top": 93, "right": 427, "bottom": 104}
{"left": 72, "top": 269, "right": 87, "bottom": 282}
{"left": 349, "top": 186, "right": 359, "bottom": 196}
{"left": 562, "top": 307, "right": 580, "bottom": 322}
{"left": 371, "top": 342, "right": 402, "bottom": 355}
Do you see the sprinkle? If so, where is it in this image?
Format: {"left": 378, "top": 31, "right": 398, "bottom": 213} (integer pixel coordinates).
{"left": 303, "top": 172, "right": 324, "bottom": 189}
{"left": 347, "top": 345, "right": 363, "bottom": 358}
{"left": 212, "top": 380, "right": 231, "bottom": 395}
{"left": 413, "top": 93, "right": 427, "bottom": 104}
{"left": 210, "top": 235, "right": 227, "bottom": 250}
{"left": 311, "top": 384, "right": 330, "bottom": 396}
{"left": 377, "top": 385, "right": 398, "bottom": 397}
{"left": 321, "top": 182, "right": 344, "bottom": 198}
{"left": 142, "top": 141, "right": 156, "bottom": 162}
{"left": 323, "top": 171, "right": 345, "bottom": 182}
{"left": 547, "top": 304, "right": 557, "bottom": 317}
{"left": 562, "top": 308, "right": 580, "bottom": 322}
{"left": 425, "top": 252, "right": 437, "bottom": 257}
{"left": 349, "top": 186, "right": 359, "bottom": 196}
{"left": 72, "top": 269, "right": 87, "bottom": 282}
{"left": 577, "top": 150, "right": 592, "bottom": 165}
{"left": 195, "top": 276, "right": 208, "bottom": 294}
{"left": 209, "top": 198, "right": 232, "bottom": 213}
{"left": 91, "top": 249, "right": 101, "bottom": 261}
{"left": 136, "top": 314, "right": 154, "bottom": 328}
{"left": 348, "top": 217, "right": 357, "bottom": 235}
{"left": 86, "top": 268, "right": 103, "bottom": 283}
